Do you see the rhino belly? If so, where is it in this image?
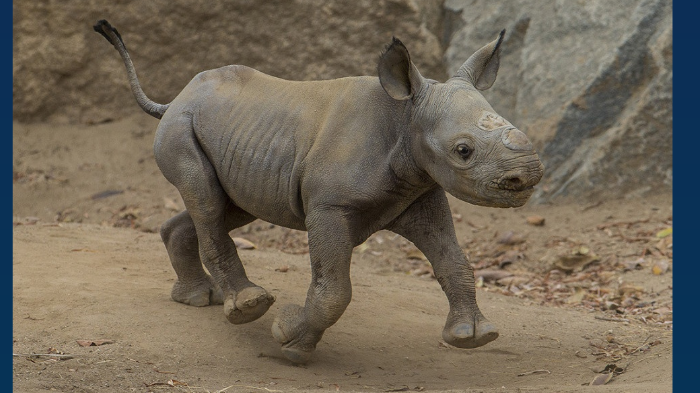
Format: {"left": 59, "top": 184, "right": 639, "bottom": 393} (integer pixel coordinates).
{"left": 212, "top": 128, "right": 306, "bottom": 231}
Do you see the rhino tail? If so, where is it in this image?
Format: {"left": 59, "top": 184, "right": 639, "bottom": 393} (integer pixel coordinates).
{"left": 93, "top": 19, "right": 169, "bottom": 119}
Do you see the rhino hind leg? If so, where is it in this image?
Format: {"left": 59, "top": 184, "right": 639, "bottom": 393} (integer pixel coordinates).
{"left": 155, "top": 114, "right": 274, "bottom": 324}
{"left": 161, "top": 211, "right": 224, "bottom": 306}
{"left": 161, "top": 206, "right": 261, "bottom": 308}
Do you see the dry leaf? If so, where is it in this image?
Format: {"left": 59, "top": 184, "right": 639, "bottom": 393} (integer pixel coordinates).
{"left": 618, "top": 283, "right": 645, "bottom": 297}
{"left": 405, "top": 249, "right": 427, "bottom": 261}
{"left": 497, "top": 250, "right": 524, "bottom": 268}
{"left": 651, "top": 259, "right": 669, "bottom": 275}
{"left": 144, "top": 382, "right": 171, "bottom": 387}
{"left": 356, "top": 242, "right": 370, "bottom": 253}
{"left": 517, "top": 369, "right": 550, "bottom": 376}
{"left": 163, "top": 197, "right": 180, "bottom": 212}
{"left": 572, "top": 246, "right": 590, "bottom": 256}
{"left": 589, "top": 338, "right": 606, "bottom": 348}
{"left": 475, "top": 269, "right": 513, "bottom": 282}
{"left": 91, "top": 189, "right": 123, "bottom": 200}
{"left": 554, "top": 253, "right": 600, "bottom": 272}
{"left": 232, "top": 237, "right": 257, "bottom": 249}
{"left": 497, "top": 231, "right": 525, "bottom": 245}
{"left": 655, "top": 227, "right": 672, "bottom": 238}
{"left": 497, "top": 276, "right": 531, "bottom": 287}
{"left": 526, "top": 215, "right": 545, "bottom": 226}
{"left": 589, "top": 373, "right": 613, "bottom": 386}
{"left": 653, "top": 306, "right": 672, "bottom": 317}
{"left": 601, "top": 364, "right": 626, "bottom": 375}
{"left": 621, "top": 257, "right": 645, "bottom": 271}
{"left": 411, "top": 266, "right": 435, "bottom": 278}
{"left": 385, "top": 387, "right": 410, "bottom": 392}
{"left": 566, "top": 288, "right": 587, "bottom": 304}
{"left": 116, "top": 206, "right": 139, "bottom": 219}
{"left": 76, "top": 339, "right": 113, "bottom": 347}
{"left": 275, "top": 265, "right": 289, "bottom": 273}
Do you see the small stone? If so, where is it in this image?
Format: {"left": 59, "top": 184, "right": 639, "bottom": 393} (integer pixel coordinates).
{"left": 526, "top": 215, "right": 545, "bottom": 226}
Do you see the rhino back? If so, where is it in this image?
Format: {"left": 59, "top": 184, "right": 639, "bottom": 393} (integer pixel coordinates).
{"left": 167, "top": 65, "right": 406, "bottom": 230}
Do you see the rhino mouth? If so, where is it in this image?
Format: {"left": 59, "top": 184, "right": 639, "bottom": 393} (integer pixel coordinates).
{"left": 489, "top": 179, "right": 534, "bottom": 192}
{"left": 484, "top": 180, "right": 536, "bottom": 207}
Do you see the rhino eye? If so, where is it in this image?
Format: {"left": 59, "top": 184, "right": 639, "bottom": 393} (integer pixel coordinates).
{"left": 456, "top": 144, "right": 472, "bottom": 160}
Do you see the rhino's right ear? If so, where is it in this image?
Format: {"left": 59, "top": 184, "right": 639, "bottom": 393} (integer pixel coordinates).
{"left": 378, "top": 37, "right": 424, "bottom": 101}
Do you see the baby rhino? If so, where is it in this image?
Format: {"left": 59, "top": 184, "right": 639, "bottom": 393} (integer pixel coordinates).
{"left": 94, "top": 19, "right": 544, "bottom": 364}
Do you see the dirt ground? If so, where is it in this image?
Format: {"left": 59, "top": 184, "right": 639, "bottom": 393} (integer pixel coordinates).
{"left": 13, "top": 117, "right": 672, "bottom": 392}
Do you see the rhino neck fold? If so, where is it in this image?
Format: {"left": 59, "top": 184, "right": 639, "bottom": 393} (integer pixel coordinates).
{"left": 387, "top": 104, "right": 436, "bottom": 193}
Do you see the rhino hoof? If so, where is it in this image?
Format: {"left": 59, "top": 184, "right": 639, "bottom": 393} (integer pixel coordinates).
{"left": 224, "top": 286, "right": 275, "bottom": 324}
{"left": 271, "top": 304, "right": 317, "bottom": 364}
{"left": 271, "top": 304, "right": 304, "bottom": 344}
{"left": 442, "top": 319, "right": 499, "bottom": 349}
{"left": 171, "top": 278, "right": 224, "bottom": 307}
{"left": 281, "top": 346, "right": 313, "bottom": 364}
{"left": 271, "top": 318, "right": 290, "bottom": 344}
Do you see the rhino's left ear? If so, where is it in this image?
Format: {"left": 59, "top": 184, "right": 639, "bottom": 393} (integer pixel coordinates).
{"left": 378, "top": 37, "right": 424, "bottom": 101}
{"left": 454, "top": 29, "right": 505, "bottom": 90}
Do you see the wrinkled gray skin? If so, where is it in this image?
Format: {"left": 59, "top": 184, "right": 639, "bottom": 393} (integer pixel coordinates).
{"left": 94, "top": 20, "right": 544, "bottom": 364}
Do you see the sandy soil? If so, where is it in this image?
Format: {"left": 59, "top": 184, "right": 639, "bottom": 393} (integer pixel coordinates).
{"left": 13, "top": 117, "right": 672, "bottom": 392}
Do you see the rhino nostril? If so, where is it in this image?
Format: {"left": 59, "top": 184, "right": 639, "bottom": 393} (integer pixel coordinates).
{"left": 501, "top": 176, "right": 526, "bottom": 191}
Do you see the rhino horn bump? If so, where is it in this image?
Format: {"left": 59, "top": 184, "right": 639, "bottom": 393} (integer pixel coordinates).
{"left": 501, "top": 128, "right": 533, "bottom": 151}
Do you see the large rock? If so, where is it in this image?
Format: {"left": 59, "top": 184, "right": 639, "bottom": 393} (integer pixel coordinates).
{"left": 443, "top": 0, "right": 672, "bottom": 203}
{"left": 13, "top": 0, "right": 444, "bottom": 124}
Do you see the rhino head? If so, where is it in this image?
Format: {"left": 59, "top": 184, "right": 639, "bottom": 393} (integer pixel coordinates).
{"left": 379, "top": 31, "right": 544, "bottom": 208}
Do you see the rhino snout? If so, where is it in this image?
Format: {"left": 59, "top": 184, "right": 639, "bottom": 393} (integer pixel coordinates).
{"left": 493, "top": 127, "right": 544, "bottom": 192}
{"left": 494, "top": 160, "right": 544, "bottom": 192}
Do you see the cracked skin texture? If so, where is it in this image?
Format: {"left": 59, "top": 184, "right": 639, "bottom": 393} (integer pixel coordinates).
{"left": 95, "top": 20, "right": 544, "bottom": 363}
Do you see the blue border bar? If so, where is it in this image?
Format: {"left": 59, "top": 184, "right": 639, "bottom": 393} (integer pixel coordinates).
{"left": 672, "top": 2, "right": 689, "bottom": 392}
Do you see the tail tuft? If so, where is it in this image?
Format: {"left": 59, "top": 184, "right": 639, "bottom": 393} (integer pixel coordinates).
{"left": 93, "top": 19, "right": 125, "bottom": 49}
{"left": 93, "top": 19, "right": 169, "bottom": 119}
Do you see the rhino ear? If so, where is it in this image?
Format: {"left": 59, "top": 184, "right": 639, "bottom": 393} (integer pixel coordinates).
{"left": 454, "top": 29, "right": 505, "bottom": 90}
{"left": 378, "top": 37, "right": 424, "bottom": 100}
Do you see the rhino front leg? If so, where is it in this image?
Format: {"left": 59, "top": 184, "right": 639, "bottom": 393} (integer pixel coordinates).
{"left": 387, "top": 188, "right": 499, "bottom": 349}
{"left": 271, "top": 209, "right": 354, "bottom": 364}
{"left": 160, "top": 206, "right": 257, "bottom": 307}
